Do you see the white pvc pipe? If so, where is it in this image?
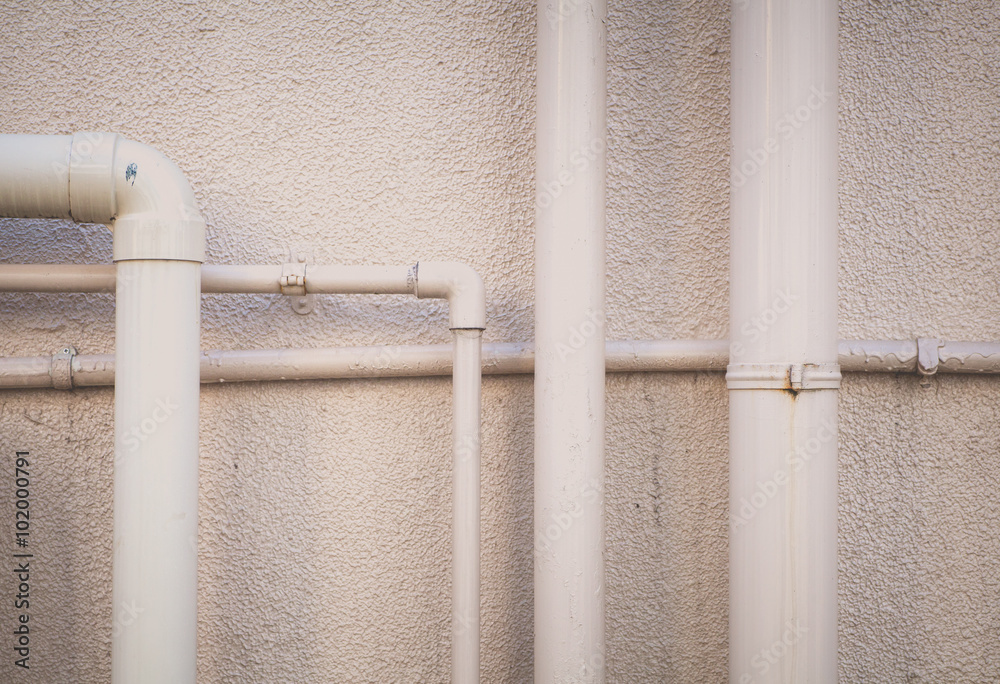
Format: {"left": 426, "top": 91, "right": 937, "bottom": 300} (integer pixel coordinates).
{"left": 451, "top": 329, "right": 482, "bottom": 683}
{"left": 0, "top": 256, "right": 486, "bottom": 678}
{"left": 105, "top": 135, "right": 205, "bottom": 683}
{"left": 728, "top": 2, "right": 839, "bottom": 682}
{"left": 306, "top": 264, "right": 415, "bottom": 295}
{"left": 535, "top": 0, "right": 607, "bottom": 680}
{"left": 6, "top": 337, "right": 1000, "bottom": 390}
{"left": 0, "top": 132, "right": 205, "bottom": 682}
{"left": 0, "top": 264, "right": 116, "bottom": 292}
{"left": 0, "top": 134, "right": 73, "bottom": 218}
{"left": 114, "top": 260, "right": 201, "bottom": 683}
{"left": 201, "top": 264, "right": 282, "bottom": 293}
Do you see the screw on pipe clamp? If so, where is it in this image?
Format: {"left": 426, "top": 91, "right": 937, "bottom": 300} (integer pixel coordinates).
{"left": 279, "top": 262, "right": 307, "bottom": 296}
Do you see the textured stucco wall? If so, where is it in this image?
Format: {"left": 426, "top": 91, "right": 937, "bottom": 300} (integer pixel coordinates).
{"left": 0, "top": 0, "right": 997, "bottom": 682}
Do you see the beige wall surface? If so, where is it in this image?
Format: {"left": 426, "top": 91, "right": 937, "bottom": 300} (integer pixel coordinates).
{"left": 0, "top": 1, "right": 997, "bottom": 681}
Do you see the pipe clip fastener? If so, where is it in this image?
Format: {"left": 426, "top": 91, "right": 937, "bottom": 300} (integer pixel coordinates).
{"left": 726, "top": 362, "right": 841, "bottom": 390}
{"left": 916, "top": 337, "right": 940, "bottom": 376}
{"left": 50, "top": 346, "right": 76, "bottom": 391}
{"left": 279, "top": 262, "right": 307, "bottom": 296}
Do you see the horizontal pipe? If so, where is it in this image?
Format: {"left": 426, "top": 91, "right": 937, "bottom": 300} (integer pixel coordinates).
{"left": 2, "top": 338, "right": 999, "bottom": 390}
{"left": 0, "top": 262, "right": 486, "bottom": 330}
{"left": 305, "top": 264, "right": 414, "bottom": 296}
{"left": 0, "top": 264, "right": 116, "bottom": 292}
{"left": 0, "top": 263, "right": 413, "bottom": 295}
{"left": 5, "top": 267, "right": 999, "bottom": 376}
{"left": 201, "top": 265, "right": 282, "bottom": 293}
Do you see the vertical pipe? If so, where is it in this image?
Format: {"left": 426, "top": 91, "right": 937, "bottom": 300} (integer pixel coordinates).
{"left": 113, "top": 260, "right": 202, "bottom": 682}
{"left": 535, "top": 0, "right": 607, "bottom": 681}
{"left": 452, "top": 329, "right": 482, "bottom": 683}
{"left": 107, "top": 134, "right": 206, "bottom": 683}
{"left": 0, "top": 133, "right": 206, "bottom": 679}
{"left": 728, "top": 0, "right": 839, "bottom": 682}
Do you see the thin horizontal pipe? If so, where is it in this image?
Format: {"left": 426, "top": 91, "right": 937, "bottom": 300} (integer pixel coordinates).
{"left": 0, "top": 264, "right": 116, "bottom": 292}
{"left": 0, "top": 265, "right": 991, "bottom": 373}
{"left": 2, "top": 339, "right": 1000, "bottom": 389}
{"left": 0, "top": 264, "right": 415, "bottom": 295}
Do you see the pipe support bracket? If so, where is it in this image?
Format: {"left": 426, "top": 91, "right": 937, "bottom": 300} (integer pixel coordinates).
{"left": 917, "top": 337, "right": 941, "bottom": 376}
{"left": 726, "top": 362, "right": 841, "bottom": 390}
{"left": 50, "top": 346, "right": 76, "bottom": 390}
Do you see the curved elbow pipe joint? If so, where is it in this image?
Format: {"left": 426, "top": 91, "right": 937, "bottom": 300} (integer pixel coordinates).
{"left": 415, "top": 261, "right": 486, "bottom": 330}
{"left": 0, "top": 132, "right": 205, "bottom": 262}
{"left": 74, "top": 133, "right": 206, "bottom": 262}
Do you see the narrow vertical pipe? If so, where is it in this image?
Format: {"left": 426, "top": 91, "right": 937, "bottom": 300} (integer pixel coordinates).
{"left": 728, "top": 0, "right": 839, "bottom": 682}
{"left": 451, "top": 329, "right": 482, "bottom": 683}
{"left": 535, "top": 0, "right": 607, "bottom": 681}
{"left": 113, "top": 260, "right": 201, "bottom": 682}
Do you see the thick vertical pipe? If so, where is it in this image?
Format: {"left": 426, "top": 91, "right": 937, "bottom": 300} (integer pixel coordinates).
{"left": 0, "top": 132, "right": 206, "bottom": 680}
{"left": 103, "top": 134, "right": 206, "bottom": 683}
{"left": 535, "top": 0, "right": 607, "bottom": 681}
{"left": 451, "top": 329, "right": 482, "bottom": 683}
{"left": 728, "top": 1, "right": 839, "bottom": 682}
{"left": 113, "top": 260, "right": 201, "bottom": 682}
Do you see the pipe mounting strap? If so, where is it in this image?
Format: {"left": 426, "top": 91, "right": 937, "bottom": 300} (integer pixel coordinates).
{"left": 50, "top": 346, "right": 76, "bottom": 390}
{"left": 726, "top": 362, "right": 841, "bottom": 390}
{"left": 916, "top": 337, "right": 940, "bottom": 376}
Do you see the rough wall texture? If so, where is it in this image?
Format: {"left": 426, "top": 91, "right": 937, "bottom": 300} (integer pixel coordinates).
{"left": 0, "top": 0, "right": 996, "bottom": 682}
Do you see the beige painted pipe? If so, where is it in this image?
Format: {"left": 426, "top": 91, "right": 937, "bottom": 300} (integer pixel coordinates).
{"left": 3, "top": 338, "right": 1000, "bottom": 390}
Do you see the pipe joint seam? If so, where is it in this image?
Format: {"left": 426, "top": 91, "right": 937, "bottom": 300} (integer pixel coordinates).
{"left": 69, "top": 132, "right": 118, "bottom": 223}
{"left": 20, "top": 132, "right": 211, "bottom": 262}
{"left": 726, "top": 362, "right": 841, "bottom": 390}
{"left": 414, "top": 261, "right": 486, "bottom": 330}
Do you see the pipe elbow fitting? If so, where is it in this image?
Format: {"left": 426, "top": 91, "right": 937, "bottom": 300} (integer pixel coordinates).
{"left": 414, "top": 261, "right": 486, "bottom": 330}
{"left": 69, "top": 132, "right": 205, "bottom": 263}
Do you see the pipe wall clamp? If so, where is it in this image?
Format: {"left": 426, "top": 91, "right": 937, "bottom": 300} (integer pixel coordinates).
{"left": 916, "top": 337, "right": 940, "bottom": 376}
{"left": 726, "top": 362, "right": 841, "bottom": 390}
{"left": 51, "top": 346, "right": 76, "bottom": 390}
{"left": 279, "top": 262, "right": 307, "bottom": 297}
